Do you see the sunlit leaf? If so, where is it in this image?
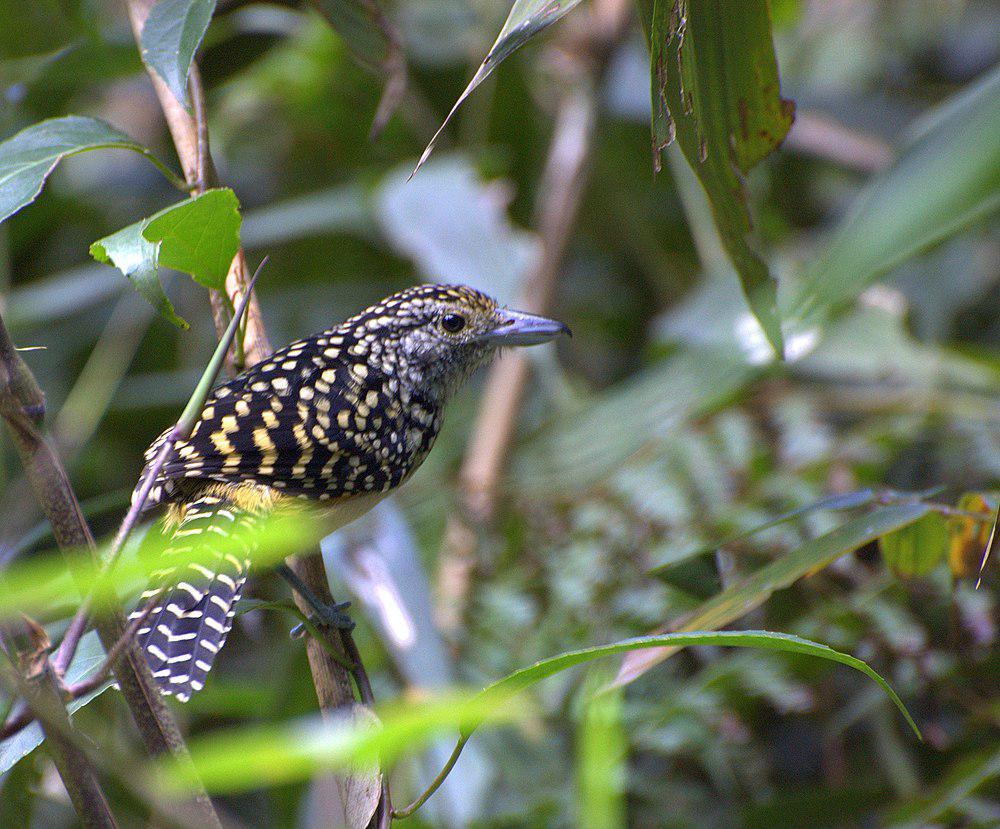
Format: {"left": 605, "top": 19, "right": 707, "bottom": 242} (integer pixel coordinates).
{"left": 879, "top": 511, "right": 949, "bottom": 578}
{"left": 140, "top": 0, "right": 217, "bottom": 109}
{"left": 164, "top": 630, "right": 917, "bottom": 794}
{"left": 616, "top": 502, "right": 932, "bottom": 685}
{"left": 414, "top": 0, "right": 583, "bottom": 174}
{"left": 0, "top": 116, "right": 181, "bottom": 224}
{"left": 90, "top": 188, "right": 242, "bottom": 318}
{"left": 788, "top": 65, "right": 1000, "bottom": 332}
{"left": 638, "top": 0, "right": 793, "bottom": 355}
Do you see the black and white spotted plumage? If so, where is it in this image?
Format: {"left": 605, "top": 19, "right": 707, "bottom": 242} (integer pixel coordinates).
{"left": 129, "top": 284, "right": 567, "bottom": 700}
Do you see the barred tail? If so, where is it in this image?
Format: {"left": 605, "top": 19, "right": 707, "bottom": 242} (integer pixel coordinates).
{"left": 130, "top": 493, "right": 256, "bottom": 702}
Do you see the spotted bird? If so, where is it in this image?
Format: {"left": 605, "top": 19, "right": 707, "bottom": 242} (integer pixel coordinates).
{"left": 129, "top": 284, "right": 569, "bottom": 701}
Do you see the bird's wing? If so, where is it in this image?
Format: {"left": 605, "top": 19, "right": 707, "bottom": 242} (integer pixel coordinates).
{"left": 136, "top": 341, "right": 420, "bottom": 504}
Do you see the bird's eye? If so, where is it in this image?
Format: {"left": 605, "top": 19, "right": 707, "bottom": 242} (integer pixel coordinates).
{"left": 441, "top": 313, "right": 466, "bottom": 333}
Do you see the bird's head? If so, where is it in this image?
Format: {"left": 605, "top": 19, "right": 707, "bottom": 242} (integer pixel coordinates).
{"left": 343, "top": 284, "right": 570, "bottom": 401}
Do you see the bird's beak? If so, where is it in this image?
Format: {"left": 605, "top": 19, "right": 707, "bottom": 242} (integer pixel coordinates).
{"left": 482, "top": 308, "right": 571, "bottom": 346}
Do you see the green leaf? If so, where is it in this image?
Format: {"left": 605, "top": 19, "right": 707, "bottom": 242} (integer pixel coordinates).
{"left": 165, "top": 630, "right": 918, "bottom": 794}
{"left": 140, "top": 0, "right": 217, "bottom": 109}
{"left": 576, "top": 675, "right": 625, "bottom": 829}
{"left": 789, "top": 65, "right": 1000, "bottom": 332}
{"left": 639, "top": 0, "right": 793, "bottom": 356}
{"left": 90, "top": 188, "right": 241, "bottom": 321}
{"left": 0, "top": 631, "right": 111, "bottom": 776}
{"left": 414, "top": 0, "right": 583, "bottom": 175}
{"left": 0, "top": 116, "right": 182, "bottom": 224}
{"left": 615, "top": 502, "right": 932, "bottom": 685}
{"left": 90, "top": 222, "right": 189, "bottom": 329}
{"left": 649, "top": 488, "right": 877, "bottom": 574}
{"left": 879, "top": 511, "right": 949, "bottom": 578}
{"left": 144, "top": 188, "right": 241, "bottom": 289}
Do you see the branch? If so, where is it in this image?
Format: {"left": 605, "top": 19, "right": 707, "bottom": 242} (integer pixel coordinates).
{"left": 120, "top": 3, "right": 385, "bottom": 821}
{"left": 0, "top": 311, "right": 222, "bottom": 827}
{"left": 0, "top": 628, "right": 117, "bottom": 828}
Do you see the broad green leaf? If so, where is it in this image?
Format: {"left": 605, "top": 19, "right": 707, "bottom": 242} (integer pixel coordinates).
{"left": 649, "top": 488, "right": 877, "bottom": 574}
{"left": 140, "top": 0, "right": 217, "bottom": 109}
{"left": 788, "top": 65, "right": 1000, "bottom": 332}
{"left": 639, "top": 0, "right": 793, "bottom": 356}
{"left": 879, "top": 511, "right": 949, "bottom": 578}
{"left": 90, "top": 222, "right": 189, "bottom": 329}
{"left": 0, "top": 631, "right": 110, "bottom": 775}
{"left": 615, "top": 502, "right": 932, "bottom": 685}
{"left": 165, "top": 630, "right": 917, "bottom": 794}
{"left": 0, "top": 116, "right": 181, "bottom": 224}
{"left": 414, "top": 0, "right": 583, "bottom": 174}
{"left": 90, "top": 188, "right": 241, "bottom": 319}
{"left": 144, "top": 188, "right": 241, "bottom": 289}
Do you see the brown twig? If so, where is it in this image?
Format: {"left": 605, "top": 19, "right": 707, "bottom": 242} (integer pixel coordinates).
{"left": 0, "top": 628, "right": 117, "bottom": 828}
{"left": 122, "top": 3, "right": 384, "bottom": 822}
{"left": 0, "top": 310, "right": 221, "bottom": 827}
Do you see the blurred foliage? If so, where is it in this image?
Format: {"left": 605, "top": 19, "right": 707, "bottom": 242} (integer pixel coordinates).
{"left": 0, "top": 0, "right": 997, "bottom": 826}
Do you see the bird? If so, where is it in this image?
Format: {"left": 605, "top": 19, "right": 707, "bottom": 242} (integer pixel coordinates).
{"left": 128, "top": 283, "right": 569, "bottom": 701}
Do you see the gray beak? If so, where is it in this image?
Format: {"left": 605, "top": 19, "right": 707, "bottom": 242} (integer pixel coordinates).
{"left": 483, "top": 308, "right": 571, "bottom": 346}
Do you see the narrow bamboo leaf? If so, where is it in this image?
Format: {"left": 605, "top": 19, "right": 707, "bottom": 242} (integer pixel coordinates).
{"left": 0, "top": 116, "right": 182, "bottom": 224}
{"left": 90, "top": 188, "right": 241, "bottom": 317}
{"left": 164, "top": 630, "right": 917, "bottom": 793}
{"left": 90, "top": 223, "right": 188, "bottom": 329}
{"left": 640, "top": 0, "right": 793, "bottom": 356}
{"left": 414, "top": 0, "right": 583, "bottom": 175}
{"left": 788, "top": 66, "right": 1000, "bottom": 333}
{"left": 474, "top": 630, "right": 919, "bottom": 739}
{"left": 0, "top": 631, "right": 110, "bottom": 775}
{"left": 887, "top": 747, "right": 1000, "bottom": 827}
{"left": 879, "top": 511, "right": 949, "bottom": 578}
{"left": 649, "top": 488, "right": 876, "bottom": 574}
{"left": 140, "top": 0, "right": 217, "bottom": 109}
{"left": 616, "top": 502, "right": 931, "bottom": 685}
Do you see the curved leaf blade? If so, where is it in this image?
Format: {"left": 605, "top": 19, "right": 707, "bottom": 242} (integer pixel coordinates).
{"left": 140, "top": 0, "right": 217, "bottom": 109}
{"left": 788, "top": 66, "right": 1000, "bottom": 332}
{"left": 163, "top": 630, "right": 918, "bottom": 794}
{"left": 616, "top": 502, "right": 932, "bottom": 685}
{"left": 641, "top": 0, "right": 793, "bottom": 356}
{"left": 0, "top": 116, "right": 178, "bottom": 224}
{"left": 414, "top": 0, "right": 583, "bottom": 175}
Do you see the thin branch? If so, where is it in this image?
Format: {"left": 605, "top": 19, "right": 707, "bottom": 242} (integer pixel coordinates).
{"left": 0, "top": 630, "right": 117, "bottom": 828}
{"left": 52, "top": 263, "right": 263, "bottom": 675}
